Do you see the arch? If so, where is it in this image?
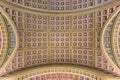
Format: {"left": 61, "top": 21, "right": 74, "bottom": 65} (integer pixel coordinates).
{"left": 112, "top": 8, "right": 120, "bottom": 68}
{"left": 0, "top": 0, "right": 119, "bottom": 14}
{"left": 101, "top": 6, "right": 120, "bottom": 70}
{"left": 0, "top": 12, "right": 8, "bottom": 67}
{"left": 0, "top": 65, "right": 119, "bottom": 80}
{"left": 0, "top": 7, "right": 19, "bottom": 75}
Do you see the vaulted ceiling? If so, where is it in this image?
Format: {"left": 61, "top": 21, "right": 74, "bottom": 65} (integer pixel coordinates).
{"left": 0, "top": 0, "right": 120, "bottom": 80}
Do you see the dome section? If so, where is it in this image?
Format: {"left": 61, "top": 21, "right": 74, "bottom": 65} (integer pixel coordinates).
{"left": 0, "top": 1, "right": 120, "bottom": 77}
{"left": 4, "top": 0, "right": 111, "bottom": 11}
{"left": 1, "top": 0, "right": 120, "bottom": 78}
{"left": 0, "top": 7, "right": 18, "bottom": 72}
{"left": 102, "top": 7, "right": 120, "bottom": 67}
